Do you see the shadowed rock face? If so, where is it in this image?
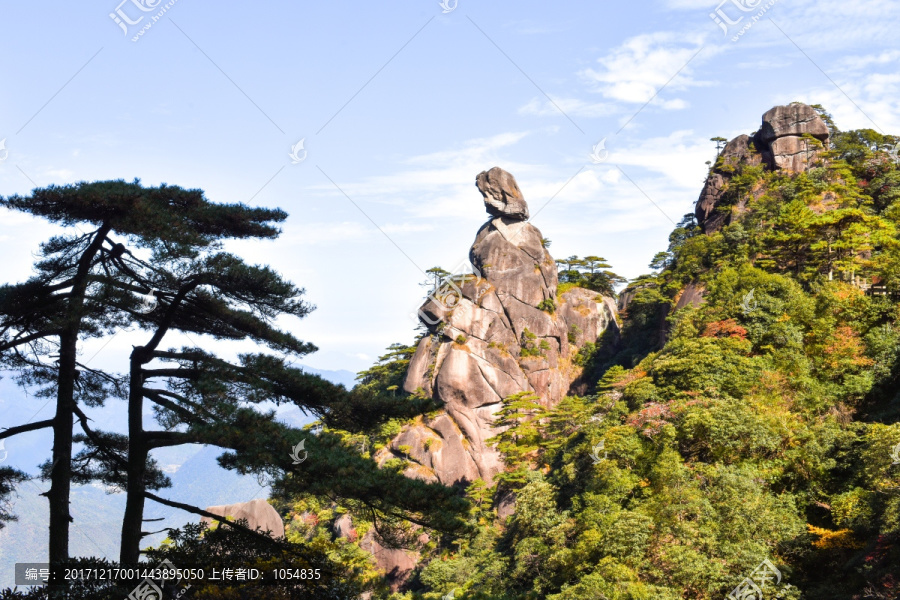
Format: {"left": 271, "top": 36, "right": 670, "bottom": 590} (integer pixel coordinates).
{"left": 758, "top": 104, "right": 830, "bottom": 145}
{"left": 202, "top": 499, "right": 284, "bottom": 538}
{"left": 696, "top": 103, "right": 830, "bottom": 234}
{"left": 391, "top": 169, "right": 618, "bottom": 487}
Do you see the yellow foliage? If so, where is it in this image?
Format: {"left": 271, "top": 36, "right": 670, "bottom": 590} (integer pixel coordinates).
{"left": 806, "top": 524, "right": 864, "bottom": 549}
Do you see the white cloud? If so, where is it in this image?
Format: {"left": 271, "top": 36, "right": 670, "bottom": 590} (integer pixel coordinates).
{"left": 306, "top": 126, "right": 713, "bottom": 246}
{"left": 580, "top": 32, "right": 711, "bottom": 106}
{"left": 786, "top": 49, "right": 900, "bottom": 133}
{"left": 736, "top": 58, "right": 792, "bottom": 69}
{"left": 832, "top": 50, "right": 900, "bottom": 72}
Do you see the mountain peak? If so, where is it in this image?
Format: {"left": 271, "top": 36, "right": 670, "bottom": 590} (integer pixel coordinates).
{"left": 696, "top": 102, "right": 831, "bottom": 233}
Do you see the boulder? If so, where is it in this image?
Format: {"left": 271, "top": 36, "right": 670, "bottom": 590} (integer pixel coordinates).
{"left": 757, "top": 105, "right": 829, "bottom": 171}
{"left": 202, "top": 499, "right": 284, "bottom": 538}
{"left": 758, "top": 104, "right": 829, "bottom": 144}
{"left": 476, "top": 167, "right": 530, "bottom": 221}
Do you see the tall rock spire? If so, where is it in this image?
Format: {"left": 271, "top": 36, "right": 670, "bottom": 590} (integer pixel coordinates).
{"left": 389, "top": 168, "right": 618, "bottom": 485}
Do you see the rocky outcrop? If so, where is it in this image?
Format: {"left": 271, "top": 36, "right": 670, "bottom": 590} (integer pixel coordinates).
{"left": 359, "top": 531, "right": 422, "bottom": 592}
{"left": 202, "top": 499, "right": 284, "bottom": 538}
{"left": 696, "top": 134, "right": 764, "bottom": 234}
{"left": 333, "top": 513, "right": 425, "bottom": 592}
{"left": 390, "top": 168, "right": 618, "bottom": 487}
{"left": 758, "top": 104, "right": 830, "bottom": 171}
{"left": 696, "top": 103, "right": 830, "bottom": 233}
{"left": 476, "top": 166, "right": 530, "bottom": 220}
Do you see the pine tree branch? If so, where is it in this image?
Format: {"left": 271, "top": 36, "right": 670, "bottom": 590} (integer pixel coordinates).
{"left": 142, "top": 388, "right": 203, "bottom": 424}
{"left": 0, "top": 419, "right": 55, "bottom": 441}
{"left": 71, "top": 404, "right": 128, "bottom": 469}
{"left": 141, "top": 368, "right": 201, "bottom": 379}
{"left": 143, "top": 491, "right": 285, "bottom": 545}
{"left": 144, "top": 430, "right": 202, "bottom": 448}
{"left": 0, "top": 330, "right": 64, "bottom": 353}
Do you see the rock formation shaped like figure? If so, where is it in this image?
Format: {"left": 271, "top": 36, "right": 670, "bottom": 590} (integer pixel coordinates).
{"left": 696, "top": 103, "right": 830, "bottom": 234}
{"left": 476, "top": 166, "right": 530, "bottom": 221}
{"left": 386, "top": 167, "right": 618, "bottom": 486}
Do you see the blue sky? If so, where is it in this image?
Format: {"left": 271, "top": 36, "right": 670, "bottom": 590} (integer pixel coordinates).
{"left": 1, "top": 0, "right": 898, "bottom": 374}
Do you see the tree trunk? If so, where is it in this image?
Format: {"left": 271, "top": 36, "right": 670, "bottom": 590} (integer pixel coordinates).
{"left": 120, "top": 349, "right": 148, "bottom": 564}
{"left": 47, "top": 331, "right": 76, "bottom": 567}
{"left": 47, "top": 224, "right": 111, "bottom": 594}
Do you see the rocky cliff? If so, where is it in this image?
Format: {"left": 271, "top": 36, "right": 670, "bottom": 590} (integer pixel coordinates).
{"left": 202, "top": 499, "right": 285, "bottom": 538}
{"left": 381, "top": 167, "right": 618, "bottom": 487}
{"left": 696, "top": 103, "right": 830, "bottom": 234}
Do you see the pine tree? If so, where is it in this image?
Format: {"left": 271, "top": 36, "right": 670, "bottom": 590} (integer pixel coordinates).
{"left": 0, "top": 180, "right": 467, "bottom": 576}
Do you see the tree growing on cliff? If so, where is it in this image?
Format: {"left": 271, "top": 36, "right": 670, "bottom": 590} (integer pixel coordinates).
{"left": 711, "top": 136, "right": 728, "bottom": 154}
{"left": 555, "top": 255, "right": 625, "bottom": 296}
{"left": 488, "top": 392, "right": 546, "bottom": 488}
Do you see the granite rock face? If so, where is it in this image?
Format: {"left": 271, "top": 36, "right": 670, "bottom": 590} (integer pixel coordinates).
{"left": 388, "top": 169, "right": 618, "bottom": 487}
{"left": 758, "top": 104, "right": 830, "bottom": 145}
{"left": 696, "top": 103, "right": 830, "bottom": 233}
{"left": 202, "top": 499, "right": 284, "bottom": 538}
{"left": 476, "top": 167, "right": 530, "bottom": 221}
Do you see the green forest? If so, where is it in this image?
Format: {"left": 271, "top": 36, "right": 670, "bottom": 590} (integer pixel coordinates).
{"left": 3, "top": 105, "right": 900, "bottom": 599}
